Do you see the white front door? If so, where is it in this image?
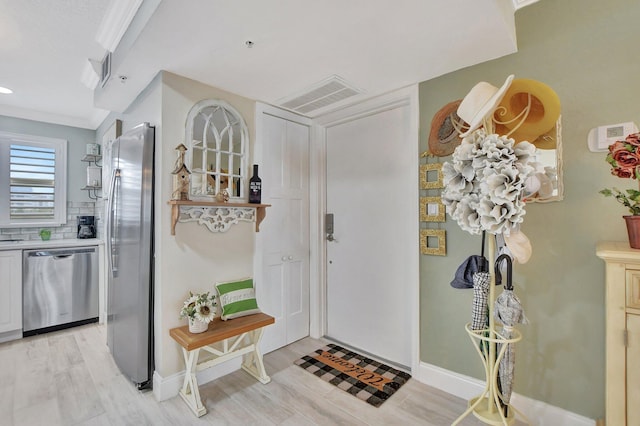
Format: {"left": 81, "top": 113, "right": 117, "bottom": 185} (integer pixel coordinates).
{"left": 255, "top": 105, "right": 311, "bottom": 354}
{"left": 324, "top": 93, "right": 417, "bottom": 368}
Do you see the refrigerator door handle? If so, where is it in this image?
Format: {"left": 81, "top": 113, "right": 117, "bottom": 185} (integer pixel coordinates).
{"left": 106, "top": 168, "right": 121, "bottom": 278}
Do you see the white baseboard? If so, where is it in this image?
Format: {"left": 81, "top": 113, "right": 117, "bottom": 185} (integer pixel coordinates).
{"left": 153, "top": 358, "right": 242, "bottom": 402}
{"left": 413, "top": 361, "right": 596, "bottom": 426}
{"left": 0, "top": 329, "right": 22, "bottom": 344}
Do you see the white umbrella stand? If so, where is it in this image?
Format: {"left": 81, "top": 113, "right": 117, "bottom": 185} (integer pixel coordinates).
{"left": 452, "top": 235, "right": 531, "bottom": 426}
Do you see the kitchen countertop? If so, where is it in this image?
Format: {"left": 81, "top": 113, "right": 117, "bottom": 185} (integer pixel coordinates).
{"left": 0, "top": 238, "right": 104, "bottom": 251}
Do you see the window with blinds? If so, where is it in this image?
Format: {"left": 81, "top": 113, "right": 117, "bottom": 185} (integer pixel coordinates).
{"left": 10, "top": 144, "right": 56, "bottom": 220}
{"left": 0, "top": 131, "right": 67, "bottom": 227}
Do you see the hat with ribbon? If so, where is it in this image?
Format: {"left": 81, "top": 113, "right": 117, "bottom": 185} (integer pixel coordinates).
{"left": 457, "top": 74, "right": 514, "bottom": 138}
{"left": 428, "top": 100, "right": 467, "bottom": 157}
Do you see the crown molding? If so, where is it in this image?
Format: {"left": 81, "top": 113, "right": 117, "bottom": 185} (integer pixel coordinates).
{"left": 95, "top": 0, "right": 143, "bottom": 52}
{"left": 0, "top": 104, "right": 103, "bottom": 130}
{"left": 512, "top": 0, "right": 540, "bottom": 10}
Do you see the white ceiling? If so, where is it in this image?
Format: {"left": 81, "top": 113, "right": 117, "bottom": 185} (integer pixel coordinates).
{"left": 0, "top": 0, "right": 538, "bottom": 130}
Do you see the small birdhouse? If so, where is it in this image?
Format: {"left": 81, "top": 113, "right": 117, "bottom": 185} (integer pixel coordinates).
{"left": 172, "top": 144, "right": 191, "bottom": 200}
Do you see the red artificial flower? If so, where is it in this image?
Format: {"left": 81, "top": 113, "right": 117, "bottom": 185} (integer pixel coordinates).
{"left": 607, "top": 134, "right": 640, "bottom": 180}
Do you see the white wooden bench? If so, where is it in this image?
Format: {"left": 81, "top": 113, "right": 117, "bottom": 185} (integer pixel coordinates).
{"left": 169, "top": 313, "right": 275, "bottom": 417}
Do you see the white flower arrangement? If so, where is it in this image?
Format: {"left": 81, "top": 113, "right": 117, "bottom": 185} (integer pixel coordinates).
{"left": 441, "top": 130, "right": 536, "bottom": 235}
{"left": 180, "top": 291, "right": 217, "bottom": 323}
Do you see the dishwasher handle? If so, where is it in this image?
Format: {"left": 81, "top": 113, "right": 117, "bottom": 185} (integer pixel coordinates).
{"left": 27, "top": 248, "right": 97, "bottom": 257}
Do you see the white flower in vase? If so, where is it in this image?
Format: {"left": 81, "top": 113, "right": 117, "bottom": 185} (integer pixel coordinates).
{"left": 180, "top": 291, "right": 217, "bottom": 323}
{"left": 194, "top": 301, "right": 215, "bottom": 323}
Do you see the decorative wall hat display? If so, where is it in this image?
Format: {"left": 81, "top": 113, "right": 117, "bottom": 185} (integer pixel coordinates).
{"left": 494, "top": 78, "right": 561, "bottom": 147}
{"left": 428, "top": 99, "right": 467, "bottom": 157}
{"left": 441, "top": 129, "right": 536, "bottom": 235}
{"left": 456, "top": 74, "right": 514, "bottom": 137}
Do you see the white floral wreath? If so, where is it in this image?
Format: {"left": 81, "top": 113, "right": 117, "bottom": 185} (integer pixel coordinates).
{"left": 441, "top": 130, "right": 536, "bottom": 235}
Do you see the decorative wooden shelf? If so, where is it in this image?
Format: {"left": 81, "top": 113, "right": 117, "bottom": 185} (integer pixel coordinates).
{"left": 168, "top": 200, "right": 271, "bottom": 235}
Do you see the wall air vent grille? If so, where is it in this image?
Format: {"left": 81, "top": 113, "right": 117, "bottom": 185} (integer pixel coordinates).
{"left": 100, "top": 52, "right": 112, "bottom": 88}
{"left": 277, "top": 76, "right": 362, "bottom": 116}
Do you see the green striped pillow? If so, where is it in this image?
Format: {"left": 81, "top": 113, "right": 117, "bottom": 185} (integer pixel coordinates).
{"left": 215, "top": 277, "right": 261, "bottom": 320}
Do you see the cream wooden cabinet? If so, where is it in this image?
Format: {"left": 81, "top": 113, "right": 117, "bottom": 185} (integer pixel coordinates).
{"left": 597, "top": 241, "right": 640, "bottom": 425}
{"left": 0, "top": 250, "right": 22, "bottom": 342}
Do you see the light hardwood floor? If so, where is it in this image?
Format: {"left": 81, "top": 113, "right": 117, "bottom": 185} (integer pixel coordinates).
{"left": 0, "top": 323, "right": 498, "bottom": 425}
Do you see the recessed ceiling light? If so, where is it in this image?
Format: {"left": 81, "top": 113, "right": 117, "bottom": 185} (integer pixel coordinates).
{"left": 0, "top": 86, "right": 13, "bottom": 94}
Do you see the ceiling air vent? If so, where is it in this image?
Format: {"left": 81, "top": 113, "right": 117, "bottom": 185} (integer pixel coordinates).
{"left": 100, "top": 52, "right": 112, "bottom": 88}
{"left": 277, "top": 76, "right": 362, "bottom": 116}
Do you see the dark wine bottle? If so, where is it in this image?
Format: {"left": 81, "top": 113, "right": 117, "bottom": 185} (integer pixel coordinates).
{"left": 235, "top": 167, "right": 241, "bottom": 197}
{"left": 248, "top": 164, "right": 262, "bottom": 204}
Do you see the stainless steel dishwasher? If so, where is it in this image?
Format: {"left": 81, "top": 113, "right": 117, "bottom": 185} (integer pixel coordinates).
{"left": 23, "top": 246, "right": 99, "bottom": 336}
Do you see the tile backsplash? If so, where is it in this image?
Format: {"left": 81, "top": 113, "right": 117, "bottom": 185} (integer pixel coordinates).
{"left": 0, "top": 201, "right": 101, "bottom": 241}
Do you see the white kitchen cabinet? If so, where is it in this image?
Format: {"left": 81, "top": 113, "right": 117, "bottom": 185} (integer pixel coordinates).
{"left": 0, "top": 250, "right": 22, "bottom": 342}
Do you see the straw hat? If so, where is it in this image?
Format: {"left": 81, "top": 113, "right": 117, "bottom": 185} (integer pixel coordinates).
{"left": 457, "top": 75, "right": 514, "bottom": 137}
{"left": 428, "top": 100, "right": 466, "bottom": 157}
{"left": 495, "top": 78, "right": 560, "bottom": 145}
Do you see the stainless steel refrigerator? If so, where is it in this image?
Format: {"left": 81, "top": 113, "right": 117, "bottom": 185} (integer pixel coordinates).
{"left": 106, "top": 122, "right": 154, "bottom": 389}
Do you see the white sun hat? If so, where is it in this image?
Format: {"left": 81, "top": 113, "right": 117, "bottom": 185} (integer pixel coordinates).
{"left": 504, "top": 229, "right": 532, "bottom": 264}
{"left": 457, "top": 74, "right": 515, "bottom": 137}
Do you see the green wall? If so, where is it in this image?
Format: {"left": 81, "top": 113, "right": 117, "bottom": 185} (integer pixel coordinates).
{"left": 419, "top": 0, "right": 640, "bottom": 419}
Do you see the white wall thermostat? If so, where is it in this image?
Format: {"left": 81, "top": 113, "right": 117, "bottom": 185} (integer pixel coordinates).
{"left": 588, "top": 121, "right": 638, "bottom": 152}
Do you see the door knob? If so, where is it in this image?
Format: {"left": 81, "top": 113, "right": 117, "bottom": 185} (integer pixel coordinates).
{"left": 281, "top": 256, "right": 287, "bottom": 261}
{"left": 288, "top": 256, "right": 293, "bottom": 260}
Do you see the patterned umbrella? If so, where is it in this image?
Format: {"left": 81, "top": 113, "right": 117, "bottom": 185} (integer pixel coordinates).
{"left": 471, "top": 271, "right": 491, "bottom": 331}
{"left": 493, "top": 254, "right": 528, "bottom": 405}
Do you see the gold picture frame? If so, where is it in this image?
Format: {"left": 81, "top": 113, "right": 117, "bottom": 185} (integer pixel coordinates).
{"left": 420, "top": 196, "right": 446, "bottom": 222}
{"left": 420, "top": 229, "right": 446, "bottom": 256}
{"left": 420, "top": 163, "right": 444, "bottom": 189}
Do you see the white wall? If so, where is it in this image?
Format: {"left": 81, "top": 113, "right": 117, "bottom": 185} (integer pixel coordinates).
{"left": 96, "top": 71, "right": 259, "bottom": 380}
{"left": 155, "top": 72, "right": 257, "bottom": 377}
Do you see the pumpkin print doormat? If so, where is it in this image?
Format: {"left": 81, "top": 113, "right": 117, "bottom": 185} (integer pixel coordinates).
{"left": 294, "top": 343, "right": 411, "bottom": 407}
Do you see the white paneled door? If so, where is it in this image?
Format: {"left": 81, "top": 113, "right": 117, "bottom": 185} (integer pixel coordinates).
{"left": 256, "top": 106, "right": 311, "bottom": 354}
{"left": 325, "top": 99, "right": 415, "bottom": 368}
